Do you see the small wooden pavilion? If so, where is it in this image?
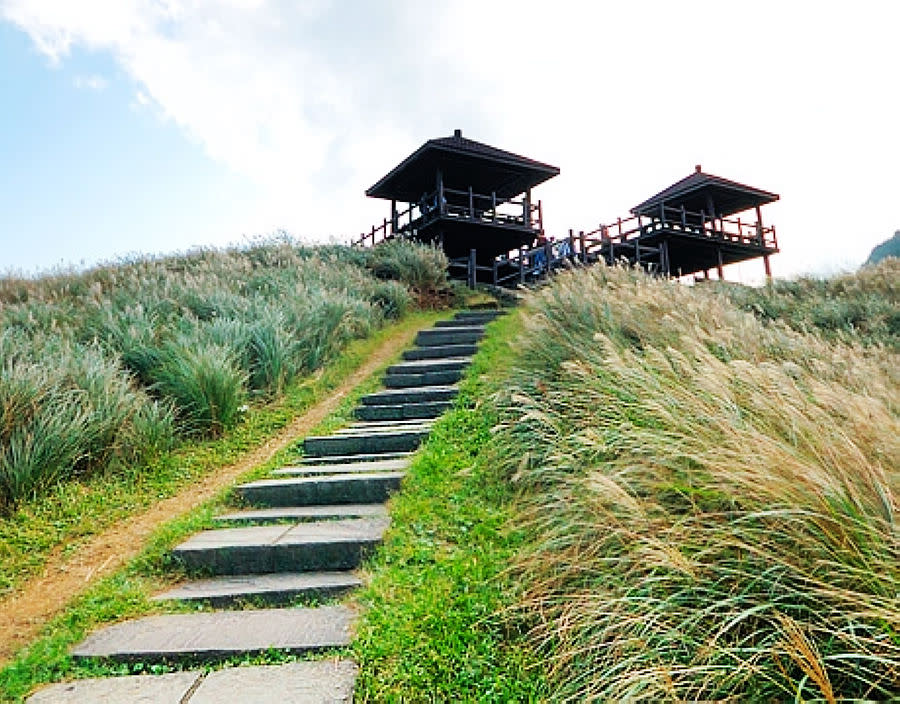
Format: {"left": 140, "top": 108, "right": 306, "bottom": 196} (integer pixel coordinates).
{"left": 359, "top": 130, "right": 560, "bottom": 264}
{"left": 589, "top": 166, "right": 780, "bottom": 279}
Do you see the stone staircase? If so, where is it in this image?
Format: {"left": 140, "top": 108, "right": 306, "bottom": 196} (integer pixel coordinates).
{"left": 27, "top": 309, "right": 502, "bottom": 704}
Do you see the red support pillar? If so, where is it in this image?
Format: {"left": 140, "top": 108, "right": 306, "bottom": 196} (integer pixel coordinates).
{"left": 764, "top": 254, "right": 772, "bottom": 280}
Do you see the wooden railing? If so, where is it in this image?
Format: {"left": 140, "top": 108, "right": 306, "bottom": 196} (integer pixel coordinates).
{"left": 351, "top": 188, "right": 543, "bottom": 249}
{"left": 582, "top": 205, "right": 778, "bottom": 254}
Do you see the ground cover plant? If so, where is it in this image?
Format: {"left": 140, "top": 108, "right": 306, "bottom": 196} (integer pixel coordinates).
{"left": 353, "top": 310, "right": 548, "bottom": 702}
{"left": 0, "top": 237, "right": 450, "bottom": 510}
{"left": 489, "top": 264, "right": 898, "bottom": 701}
{"left": 0, "top": 310, "right": 449, "bottom": 702}
{"left": 721, "top": 257, "right": 899, "bottom": 350}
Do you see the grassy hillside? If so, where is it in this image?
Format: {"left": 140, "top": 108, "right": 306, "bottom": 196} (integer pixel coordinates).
{"left": 0, "top": 238, "right": 449, "bottom": 510}
{"left": 487, "top": 263, "right": 898, "bottom": 700}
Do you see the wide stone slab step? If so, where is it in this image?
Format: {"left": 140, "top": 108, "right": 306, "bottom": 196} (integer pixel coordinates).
{"left": 152, "top": 571, "right": 362, "bottom": 606}
{"left": 298, "top": 451, "right": 412, "bottom": 465}
{"left": 360, "top": 385, "right": 458, "bottom": 406}
{"left": 70, "top": 606, "right": 354, "bottom": 662}
{"left": 386, "top": 357, "right": 471, "bottom": 375}
{"left": 304, "top": 428, "right": 428, "bottom": 456}
{"left": 384, "top": 369, "right": 462, "bottom": 388}
{"left": 236, "top": 472, "right": 404, "bottom": 507}
{"left": 355, "top": 401, "right": 451, "bottom": 421}
{"left": 415, "top": 328, "right": 484, "bottom": 346}
{"left": 337, "top": 419, "right": 434, "bottom": 433}
{"left": 435, "top": 318, "right": 491, "bottom": 328}
{"left": 455, "top": 309, "right": 504, "bottom": 321}
{"left": 402, "top": 343, "right": 477, "bottom": 360}
{"left": 270, "top": 457, "right": 411, "bottom": 477}
{"left": 28, "top": 661, "right": 358, "bottom": 704}
{"left": 172, "top": 517, "right": 389, "bottom": 575}
{"left": 216, "top": 503, "right": 390, "bottom": 521}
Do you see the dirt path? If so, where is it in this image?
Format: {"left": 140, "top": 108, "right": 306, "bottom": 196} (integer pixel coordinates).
{"left": 0, "top": 324, "right": 422, "bottom": 663}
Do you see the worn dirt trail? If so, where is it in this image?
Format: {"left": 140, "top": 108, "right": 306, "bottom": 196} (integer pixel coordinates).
{"left": 0, "top": 325, "right": 421, "bottom": 664}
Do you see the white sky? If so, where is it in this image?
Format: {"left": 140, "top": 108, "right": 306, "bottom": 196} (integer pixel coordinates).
{"left": 2, "top": 0, "right": 899, "bottom": 281}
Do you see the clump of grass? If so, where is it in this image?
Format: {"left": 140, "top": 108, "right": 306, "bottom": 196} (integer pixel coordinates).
{"left": 366, "top": 239, "right": 454, "bottom": 306}
{"left": 721, "top": 257, "right": 899, "bottom": 350}
{"left": 489, "top": 264, "right": 898, "bottom": 701}
{"left": 0, "top": 237, "right": 444, "bottom": 509}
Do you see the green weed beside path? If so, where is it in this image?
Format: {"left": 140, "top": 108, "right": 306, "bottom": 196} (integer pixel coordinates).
{"left": 0, "top": 312, "right": 444, "bottom": 600}
{"left": 0, "top": 310, "right": 449, "bottom": 703}
{"left": 352, "top": 311, "right": 548, "bottom": 702}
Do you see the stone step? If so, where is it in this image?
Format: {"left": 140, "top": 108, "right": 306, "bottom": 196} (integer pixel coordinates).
{"left": 70, "top": 607, "right": 354, "bottom": 662}
{"left": 360, "top": 385, "right": 458, "bottom": 406}
{"left": 402, "top": 343, "right": 477, "bottom": 360}
{"left": 152, "top": 571, "right": 361, "bottom": 607}
{"left": 455, "top": 309, "right": 504, "bottom": 320}
{"left": 385, "top": 357, "right": 471, "bottom": 375}
{"left": 298, "top": 451, "right": 412, "bottom": 465}
{"left": 270, "top": 458, "right": 410, "bottom": 477}
{"left": 355, "top": 400, "right": 451, "bottom": 421}
{"left": 172, "top": 517, "right": 389, "bottom": 575}
{"left": 236, "top": 472, "right": 404, "bottom": 507}
{"left": 415, "top": 328, "right": 484, "bottom": 346}
{"left": 216, "top": 503, "right": 390, "bottom": 522}
{"left": 384, "top": 369, "right": 462, "bottom": 388}
{"left": 435, "top": 318, "right": 490, "bottom": 328}
{"left": 28, "top": 661, "right": 358, "bottom": 703}
{"left": 304, "top": 428, "right": 428, "bottom": 456}
{"left": 337, "top": 419, "right": 434, "bottom": 433}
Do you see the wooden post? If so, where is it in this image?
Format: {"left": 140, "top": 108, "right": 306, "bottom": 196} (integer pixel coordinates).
{"left": 370, "top": 225, "right": 376, "bottom": 247}
{"left": 755, "top": 204, "right": 764, "bottom": 243}
{"left": 492, "top": 191, "right": 497, "bottom": 222}
{"left": 681, "top": 205, "right": 686, "bottom": 228}
{"left": 468, "top": 248, "right": 477, "bottom": 289}
{"left": 568, "top": 230, "right": 576, "bottom": 263}
{"left": 519, "top": 247, "right": 525, "bottom": 284}
{"left": 764, "top": 254, "right": 772, "bottom": 279}
{"left": 700, "top": 210, "right": 706, "bottom": 236}
{"left": 661, "top": 241, "right": 670, "bottom": 276}
{"left": 660, "top": 203, "right": 667, "bottom": 227}
{"left": 634, "top": 238, "right": 641, "bottom": 267}
{"left": 523, "top": 189, "right": 532, "bottom": 227}
{"left": 544, "top": 242, "right": 552, "bottom": 279}
{"left": 437, "top": 169, "right": 445, "bottom": 215}
{"left": 391, "top": 200, "right": 398, "bottom": 235}
{"left": 716, "top": 247, "right": 724, "bottom": 280}
{"left": 703, "top": 269, "right": 709, "bottom": 280}
{"left": 617, "top": 216, "right": 623, "bottom": 237}
{"left": 468, "top": 186, "right": 474, "bottom": 218}
{"left": 537, "top": 200, "right": 544, "bottom": 234}
{"left": 579, "top": 230, "right": 587, "bottom": 264}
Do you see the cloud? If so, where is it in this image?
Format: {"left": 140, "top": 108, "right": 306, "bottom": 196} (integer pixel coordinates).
{"left": 74, "top": 74, "right": 108, "bottom": 91}
{"left": 2, "top": 0, "right": 899, "bottom": 277}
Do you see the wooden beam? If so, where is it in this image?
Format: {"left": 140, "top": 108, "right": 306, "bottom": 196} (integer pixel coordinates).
{"left": 716, "top": 247, "right": 724, "bottom": 280}
{"left": 764, "top": 254, "right": 772, "bottom": 279}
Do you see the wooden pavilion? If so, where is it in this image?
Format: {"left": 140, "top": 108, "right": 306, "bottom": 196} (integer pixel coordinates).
{"left": 589, "top": 166, "right": 780, "bottom": 279}
{"left": 359, "top": 130, "right": 560, "bottom": 264}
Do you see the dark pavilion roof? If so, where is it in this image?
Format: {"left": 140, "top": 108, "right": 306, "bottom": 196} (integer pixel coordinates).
{"left": 366, "top": 130, "right": 560, "bottom": 203}
{"left": 631, "top": 166, "right": 779, "bottom": 218}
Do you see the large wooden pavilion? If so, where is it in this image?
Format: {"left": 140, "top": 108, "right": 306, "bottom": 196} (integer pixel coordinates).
{"left": 591, "top": 166, "right": 780, "bottom": 279}
{"left": 359, "top": 130, "right": 560, "bottom": 264}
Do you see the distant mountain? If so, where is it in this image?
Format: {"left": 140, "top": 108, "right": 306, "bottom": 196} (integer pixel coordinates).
{"left": 865, "top": 231, "right": 900, "bottom": 265}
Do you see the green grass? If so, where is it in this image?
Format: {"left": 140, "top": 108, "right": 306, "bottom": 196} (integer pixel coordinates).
{"left": 0, "top": 310, "right": 452, "bottom": 703}
{"left": 486, "top": 264, "right": 898, "bottom": 701}
{"left": 0, "top": 311, "right": 446, "bottom": 600}
{"left": 0, "top": 238, "right": 452, "bottom": 508}
{"left": 352, "top": 310, "right": 548, "bottom": 702}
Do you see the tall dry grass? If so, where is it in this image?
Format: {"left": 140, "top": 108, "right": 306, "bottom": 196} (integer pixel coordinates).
{"left": 490, "top": 264, "right": 898, "bottom": 701}
{"left": 0, "top": 237, "right": 449, "bottom": 508}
